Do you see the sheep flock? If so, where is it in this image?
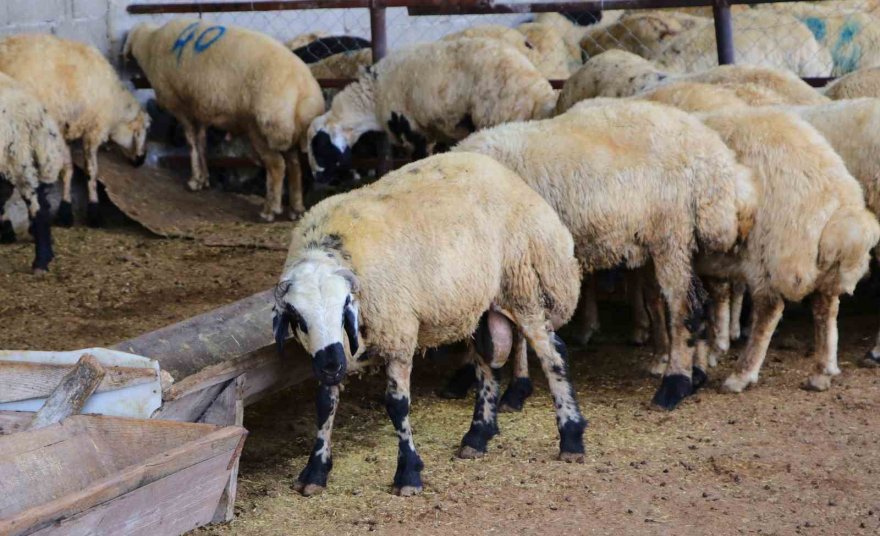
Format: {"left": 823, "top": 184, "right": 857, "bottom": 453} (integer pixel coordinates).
{"left": 7, "top": 0, "right": 880, "bottom": 504}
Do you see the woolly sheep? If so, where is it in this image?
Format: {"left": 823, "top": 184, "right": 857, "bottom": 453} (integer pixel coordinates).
{"left": 0, "top": 34, "right": 150, "bottom": 228}
{"left": 0, "top": 73, "right": 70, "bottom": 273}
{"left": 694, "top": 108, "right": 879, "bottom": 393}
{"left": 517, "top": 21, "right": 584, "bottom": 76}
{"left": 124, "top": 19, "right": 325, "bottom": 221}
{"left": 308, "top": 49, "right": 372, "bottom": 80}
{"left": 273, "top": 152, "right": 586, "bottom": 496}
{"left": 556, "top": 49, "right": 827, "bottom": 112}
{"left": 307, "top": 38, "right": 557, "bottom": 183}
{"left": 823, "top": 66, "right": 880, "bottom": 99}
{"left": 453, "top": 99, "right": 756, "bottom": 410}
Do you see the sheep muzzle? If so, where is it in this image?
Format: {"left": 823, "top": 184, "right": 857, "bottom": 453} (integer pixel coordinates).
{"left": 314, "top": 342, "right": 348, "bottom": 385}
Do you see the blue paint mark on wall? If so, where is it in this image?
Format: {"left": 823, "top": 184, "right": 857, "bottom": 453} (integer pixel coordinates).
{"left": 803, "top": 17, "right": 827, "bottom": 42}
{"left": 171, "top": 22, "right": 227, "bottom": 64}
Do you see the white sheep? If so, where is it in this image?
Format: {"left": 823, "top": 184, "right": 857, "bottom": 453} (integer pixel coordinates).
{"left": 557, "top": 49, "right": 827, "bottom": 113}
{"left": 693, "top": 107, "right": 879, "bottom": 393}
{"left": 273, "top": 151, "right": 586, "bottom": 497}
{"left": 823, "top": 66, "right": 880, "bottom": 99}
{"left": 0, "top": 34, "right": 150, "bottom": 227}
{"left": 453, "top": 99, "right": 756, "bottom": 410}
{"left": 124, "top": 19, "right": 325, "bottom": 221}
{"left": 307, "top": 37, "right": 557, "bottom": 183}
{"left": 441, "top": 25, "right": 568, "bottom": 78}
{"left": 517, "top": 21, "right": 584, "bottom": 77}
{"left": 0, "top": 73, "right": 71, "bottom": 273}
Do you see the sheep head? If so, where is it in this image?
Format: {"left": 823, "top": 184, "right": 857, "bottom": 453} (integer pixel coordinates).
{"left": 273, "top": 254, "right": 361, "bottom": 386}
{"left": 307, "top": 114, "right": 353, "bottom": 184}
{"left": 111, "top": 101, "right": 151, "bottom": 167}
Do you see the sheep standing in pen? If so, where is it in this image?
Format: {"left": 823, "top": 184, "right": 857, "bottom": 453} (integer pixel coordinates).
{"left": 273, "top": 152, "right": 586, "bottom": 496}
{"left": 452, "top": 100, "right": 755, "bottom": 410}
{"left": 556, "top": 49, "right": 827, "bottom": 113}
{"left": 0, "top": 74, "right": 71, "bottom": 273}
{"left": 124, "top": 19, "right": 325, "bottom": 221}
{"left": 306, "top": 38, "right": 557, "bottom": 184}
{"left": 692, "top": 108, "right": 879, "bottom": 393}
{"left": 0, "top": 34, "right": 150, "bottom": 228}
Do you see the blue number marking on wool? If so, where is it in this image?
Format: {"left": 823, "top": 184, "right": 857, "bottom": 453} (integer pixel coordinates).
{"left": 194, "top": 26, "right": 226, "bottom": 53}
{"left": 171, "top": 21, "right": 201, "bottom": 63}
{"left": 803, "top": 17, "right": 827, "bottom": 42}
{"left": 832, "top": 20, "right": 862, "bottom": 74}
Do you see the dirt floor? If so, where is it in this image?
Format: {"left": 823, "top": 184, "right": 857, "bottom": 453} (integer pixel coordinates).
{"left": 3, "top": 224, "right": 880, "bottom": 536}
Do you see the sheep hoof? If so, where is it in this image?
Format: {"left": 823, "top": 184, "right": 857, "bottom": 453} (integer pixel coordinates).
{"left": 31, "top": 267, "right": 49, "bottom": 277}
{"left": 457, "top": 445, "right": 485, "bottom": 459}
{"left": 802, "top": 374, "right": 832, "bottom": 392}
{"left": 630, "top": 326, "right": 650, "bottom": 346}
{"left": 86, "top": 202, "right": 103, "bottom": 228}
{"left": 56, "top": 201, "right": 74, "bottom": 227}
{"left": 721, "top": 374, "right": 754, "bottom": 394}
{"left": 0, "top": 220, "right": 16, "bottom": 243}
{"left": 289, "top": 209, "right": 304, "bottom": 221}
{"left": 558, "top": 451, "right": 585, "bottom": 464}
{"left": 393, "top": 485, "right": 422, "bottom": 497}
{"left": 498, "top": 377, "right": 533, "bottom": 413}
{"left": 860, "top": 352, "right": 880, "bottom": 368}
{"left": 647, "top": 356, "right": 669, "bottom": 378}
{"left": 293, "top": 481, "right": 325, "bottom": 497}
{"left": 186, "top": 178, "right": 206, "bottom": 192}
{"left": 650, "top": 374, "right": 693, "bottom": 410}
{"left": 569, "top": 327, "right": 598, "bottom": 348}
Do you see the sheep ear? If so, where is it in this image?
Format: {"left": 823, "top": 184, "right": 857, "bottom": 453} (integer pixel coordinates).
{"left": 272, "top": 305, "right": 291, "bottom": 357}
{"left": 343, "top": 299, "right": 359, "bottom": 356}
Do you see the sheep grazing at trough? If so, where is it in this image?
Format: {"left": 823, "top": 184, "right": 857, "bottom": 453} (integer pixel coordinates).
{"left": 306, "top": 37, "right": 557, "bottom": 184}
{"left": 556, "top": 49, "right": 827, "bottom": 113}
{"left": 124, "top": 19, "right": 325, "bottom": 221}
{"left": 0, "top": 34, "right": 150, "bottom": 228}
{"left": 452, "top": 99, "right": 755, "bottom": 410}
{"left": 692, "top": 107, "right": 879, "bottom": 393}
{"left": 823, "top": 66, "right": 880, "bottom": 99}
{"left": 0, "top": 74, "right": 71, "bottom": 273}
{"left": 273, "top": 152, "right": 586, "bottom": 496}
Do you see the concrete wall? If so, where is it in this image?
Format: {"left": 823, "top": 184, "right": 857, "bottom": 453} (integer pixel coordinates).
{"left": 0, "top": 0, "right": 112, "bottom": 53}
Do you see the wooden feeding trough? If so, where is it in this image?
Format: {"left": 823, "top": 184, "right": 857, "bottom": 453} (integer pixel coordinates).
{"left": 0, "top": 414, "right": 246, "bottom": 536}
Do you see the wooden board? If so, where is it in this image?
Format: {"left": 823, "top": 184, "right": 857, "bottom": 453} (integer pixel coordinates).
{"left": 0, "top": 415, "right": 246, "bottom": 536}
{"left": 0, "top": 360, "right": 155, "bottom": 404}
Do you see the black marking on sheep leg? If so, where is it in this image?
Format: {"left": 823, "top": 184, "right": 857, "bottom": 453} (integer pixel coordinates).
{"left": 294, "top": 384, "right": 338, "bottom": 496}
{"left": 499, "top": 332, "right": 532, "bottom": 412}
{"left": 86, "top": 202, "right": 102, "bottom": 228}
{"left": 438, "top": 362, "right": 476, "bottom": 399}
{"left": 459, "top": 360, "right": 501, "bottom": 458}
{"left": 385, "top": 370, "right": 425, "bottom": 496}
{"left": 651, "top": 374, "right": 693, "bottom": 411}
{"left": 549, "top": 335, "right": 587, "bottom": 459}
{"left": 691, "top": 366, "right": 708, "bottom": 391}
{"left": 0, "top": 177, "right": 15, "bottom": 243}
{"left": 0, "top": 219, "right": 15, "bottom": 244}
{"left": 56, "top": 201, "right": 74, "bottom": 227}
{"left": 30, "top": 184, "right": 54, "bottom": 272}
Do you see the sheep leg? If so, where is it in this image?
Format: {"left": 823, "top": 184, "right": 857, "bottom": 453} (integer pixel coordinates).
{"left": 458, "top": 351, "right": 502, "bottom": 459}
{"left": 284, "top": 150, "right": 306, "bottom": 220}
{"left": 864, "top": 319, "right": 880, "bottom": 367}
{"left": 722, "top": 293, "right": 784, "bottom": 393}
{"left": 385, "top": 358, "right": 424, "bottom": 496}
{"left": 644, "top": 271, "right": 671, "bottom": 377}
{"left": 706, "top": 278, "right": 731, "bottom": 368}
{"left": 182, "top": 120, "right": 209, "bottom": 192}
{"left": 729, "top": 281, "right": 747, "bottom": 343}
{"left": 628, "top": 269, "right": 651, "bottom": 346}
{"left": 83, "top": 138, "right": 103, "bottom": 228}
{"left": 437, "top": 355, "right": 476, "bottom": 399}
{"left": 498, "top": 332, "right": 533, "bottom": 412}
{"left": 520, "top": 322, "right": 587, "bottom": 462}
{"left": 20, "top": 184, "right": 54, "bottom": 273}
{"left": 56, "top": 162, "right": 74, "bottom": 228}
{"left": 293, "top": 384, "right": 339, "bottom": 496}
{"left": 250, "top": 135, "right": 285, "bottom": 222}
{"left": 0, "top": 177, "right": 16, "bottom": 243}
{"left": 804, "top": 293, "right": 841, "bottom": 392}
{"left": 570, "top": 274, "right": 600, "bottom": 347}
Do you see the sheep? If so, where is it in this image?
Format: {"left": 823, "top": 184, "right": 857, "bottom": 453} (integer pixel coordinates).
{"left": 307, "top": 37, "right": 557, "bottom": 184}
{"left": 308, "top": 49, "right": 372, "bottom": 80}
{"left": 273, "top": 151, "right": 587, "bottom": 496}
{"left": 442, "top": 25, "right": 571, "bottom": 79}
{"left": 580, "top": 10, "right": 708, "bottom": 60}
{"left": 285, "top": 32, "right": 328, "bottom": 52}
{"left": 760, "top": 4, "right": 880, "bottom": 75}
{"left": 0, "top": 73, "right": 71, "bottom": 273}
{"left": 516, "top": 21, "right": 584, "bottom": 76}
{"left": 0, "top": 34, "right": 150, "bottom": 228}
{"left": 823, "top": 66, "right": 880, "bottom": 99}
{"left": 556, "top": 49, "right": 827, "bottom": 113}
{"left": 124, "top": 19, "right": 325, "bottom": 221}
{"left": 452, "top": 99, "right": 756, "bottom": 410}
{"left": 691, "top": 108, "right": 880, "bottom": 393}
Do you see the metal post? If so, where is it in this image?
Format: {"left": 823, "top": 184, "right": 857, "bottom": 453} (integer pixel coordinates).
{"left": 712, "top": 0, "right": 735, "bottom": 65}
{"left": 370, "top": 2, "right": 392, "bottom": 177}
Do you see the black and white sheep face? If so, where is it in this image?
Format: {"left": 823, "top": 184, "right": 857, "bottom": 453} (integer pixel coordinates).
{"left": 273, "top": 261, "right": 360, "bottom": 386}
{"left": 307, "top": 116, "right": 352, "bottom": 184}
{"left": 111, "top": 110, "right": 151, "bottom": 167}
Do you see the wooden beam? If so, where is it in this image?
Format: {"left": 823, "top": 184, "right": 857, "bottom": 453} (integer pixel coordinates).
{"left": 0, "top": 360, "right": 155, "bottom": 404}
{"left": 28, "top": 355, "right": 105, "bottom": 431}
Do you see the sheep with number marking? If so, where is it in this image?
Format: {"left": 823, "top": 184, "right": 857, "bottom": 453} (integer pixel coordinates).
{"left": 0, "top": 73, "right": 71, "bottom": 273}
{"left": 307, "top": 38, "right": 557, "bottom": 184}
{"left": 452, "top": 99, "right": 756, "bottom": 411}
{"left": 0, "top": 34, "right": 150, "bottom": 228}
{"left": 124, "top": 19, "right": 325, "bottom": 221}
{"left": 273, "top": 151, "right": 587, "bottom": 497}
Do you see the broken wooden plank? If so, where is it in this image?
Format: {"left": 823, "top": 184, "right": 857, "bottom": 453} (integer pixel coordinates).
{"left": 29, "top": 354, "right": 105, "bottom": 430}
{"left": 0, "top": 360, "right": 156, "bottom": 404}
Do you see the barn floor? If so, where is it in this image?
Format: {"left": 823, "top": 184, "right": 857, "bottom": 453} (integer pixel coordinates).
{"left": 3, "top": 225, "right": 880, "bottom": 536}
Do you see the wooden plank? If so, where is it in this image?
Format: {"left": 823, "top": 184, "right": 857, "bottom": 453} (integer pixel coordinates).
{"left": 198, "top": 375, "right": 246, "bottom": 523}
{"left": 29, "top": 452, "right": 235, "bottom": 536}
{"left": 0, "top": 360, "right": 155, "bottom": 404}
{"left": 151, "top": 382, "right": 228, "bottom": 422}
{"left": 29, "top": 355, "right": 104, "bottom": 430}
{"left": 0, "top": 411, "right": 32, "bottom": 435}
{"left": 0, "top": 423, "right": 245, "bottom": 536}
